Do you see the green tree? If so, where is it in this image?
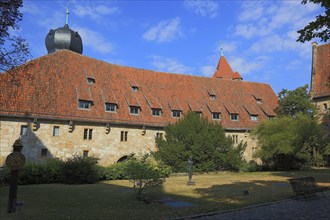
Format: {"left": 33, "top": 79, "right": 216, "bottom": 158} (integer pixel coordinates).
{"left": 253, "top": 114, "right": 323, "bottom": 170}
{"left": 155, "top": 111, "right": 245, "bottom": 172}
{"left": 1, "top": 0, "right": 31, "bottom": 72}
{"left": 276, "top": 85, "right": 316, "bottom": 117}
{"left": 297, "top": 0, "right": 330, "bottom": 42}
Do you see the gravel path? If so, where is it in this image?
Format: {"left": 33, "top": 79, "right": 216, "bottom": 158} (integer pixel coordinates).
{"left": 179, "top": 192, "right": 330, "bottom": 220}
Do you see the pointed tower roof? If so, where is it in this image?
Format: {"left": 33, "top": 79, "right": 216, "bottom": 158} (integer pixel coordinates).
{"left": 212, "top": 55, "right": 234, "bottom": 79}
{"left": 233, "top": 71, "right": 243, "bottom": 80}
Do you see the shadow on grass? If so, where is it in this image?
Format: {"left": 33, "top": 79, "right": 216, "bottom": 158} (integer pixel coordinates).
{"left": 0, "top": 169, "right": 329, "bottom": 220}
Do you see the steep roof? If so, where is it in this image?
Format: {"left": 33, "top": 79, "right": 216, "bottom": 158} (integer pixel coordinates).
{"left": 0, "top": 50, "right": 278, "bottom": 130}
{"left": 312, "top": 42, "right": 330, "bottom": 98}
{"left": 212, "top": 55, "right": 235, "bottom": 79}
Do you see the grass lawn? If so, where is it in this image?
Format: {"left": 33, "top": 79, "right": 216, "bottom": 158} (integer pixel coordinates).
{"left": 1, "top": 168, "right": 329, "bottom": 220}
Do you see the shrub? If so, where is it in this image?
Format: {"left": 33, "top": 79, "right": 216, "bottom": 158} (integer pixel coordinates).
{"left": 98, "top": 162, "right": 128, "bottom": 180}
{"left": 125, "top": 158, "right": 165, "bottom": 201}
{"left": 60, "top": 155, "right": 99, "bottom": 184}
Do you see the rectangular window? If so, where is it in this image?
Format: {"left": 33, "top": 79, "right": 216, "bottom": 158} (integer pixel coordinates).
{"left": 230, "top": 114, "right": 239, "bottom": 121}
{"left": 172, "top": 110, "right": 181, "bottom": 118}
{"left": 120, "top": 131, "right": 128, "bottom": 142}
{"left": 212, "top": 112, "right": 220, "bottom": 120}
{"left": 83, "top": 150, "right": 89, "bottom": 158}
{"left": 323, "top": 103, "right": 328, "bottom": 111}
{"left": 251, "top": 115, "right": 258, "bottom": 121}
{"left": 105, "top": 103, "right": 117, "bottom": 112}
{"left": 210, "top": 95, "right": 216, "bottom": 100}
{"left": 53, "top": 126, "right": 60, "bottom": 136}
{"left": 232, "top": 135, "right": 238, "bottom": 144}
{"left": 152, "top": 108, "right": 161, "bottom": 116}
{"left": 79, "top": 100, "right": 92, "bottom": 109}
{"left": 20, "top": 125, "right": 28, "bottom": 136}
{"left": 83, "top": 129, "right": 93, "bottom": 140}
{"left": 41, "top": 148, "right": 48, "bottom": 156}
{"left": 130, "top": 106, "right": 139, "bottom": 115}
{"left": 156, "top": 132, "right": 163, "bottom": 139}
{"left": 256, "top": 99, "right": 262, "bottom": 104}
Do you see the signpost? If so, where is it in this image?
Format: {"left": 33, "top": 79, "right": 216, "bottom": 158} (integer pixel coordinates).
{"left": 6, "top": 138, "right": 25, "bottom": 213}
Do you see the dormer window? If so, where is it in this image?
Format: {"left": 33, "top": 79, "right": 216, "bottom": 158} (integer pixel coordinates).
{"left": 230, "top": 114, "right": 239, "bottom": 121}
{"left": 172, "top": 110, "right": 181, "bottom": 118}
{"left": 251, "top": 115, "right": 258, "bottom": 121}
{"left": 105, "top": 103, "right": 117, "bottom": 112}
{"left": 87, "top": 78, "right": 95, "bottom": 84}
{"left": 79, "top": 100, "right": 92, "bottom": 109}
{"left": 210, "top": 95, "right": 216, "bottom": 100}
{"left": 195, "top": 111, "right": 202, "bottom": 117}
{"left": 132, "top": 86, "right": 139, "bottom": 92}
{"left": 152, "top": 108, "right": 161, "bottom": 116}
{"left": 212, "top": 112, "right": 221, "bottom": 120}
{"left": 256, "top": 99, "right": 262, "bottom": 104}
{"left": 130, "top": 106, "right": 140, "bottom": 115}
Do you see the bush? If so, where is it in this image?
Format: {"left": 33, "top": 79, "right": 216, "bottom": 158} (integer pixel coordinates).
{"left": 240, "top": 160, "right": 262, "bottom": 172}
{"left": 125, "top": 159, "right": 165, "bottom": 201}
{"left": 60, "top": 155, "right": 100, "bottom": 184}
{"left": 98, "top": 162, "right": 128, "bottom": 180}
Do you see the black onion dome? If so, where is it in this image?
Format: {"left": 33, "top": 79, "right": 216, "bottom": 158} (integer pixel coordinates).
{"left": 45, "top": 24, "right": 83, "bottom": 54}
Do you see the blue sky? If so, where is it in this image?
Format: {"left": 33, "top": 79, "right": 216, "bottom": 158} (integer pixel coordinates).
{"left": 17, "top": 0, "right": 326, "bottom": 94}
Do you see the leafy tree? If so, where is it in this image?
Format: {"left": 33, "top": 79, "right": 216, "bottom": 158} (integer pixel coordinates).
{"left": 155, "top": 111, "right": 245, "bottom": 172}
{"left": 276, "top": 85, "right": 316, "bottom": 117}
{"left": 0, "top": 0, "right": 31, "bottom": 72}
{"left": 297, "top": 0, "right": 330, "bottom": 42}
{"left": 253, "top": 114, "right": 323, "bottom": 170}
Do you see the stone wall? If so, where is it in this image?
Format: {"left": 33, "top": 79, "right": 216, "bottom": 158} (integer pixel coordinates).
{"left": 0, "top": 118, "right": 259, "bottom": 166}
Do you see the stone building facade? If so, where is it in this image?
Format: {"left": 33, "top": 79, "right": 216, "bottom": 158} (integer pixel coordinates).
{"left": 0, "top": 24, "right": 278, "bottom": 166}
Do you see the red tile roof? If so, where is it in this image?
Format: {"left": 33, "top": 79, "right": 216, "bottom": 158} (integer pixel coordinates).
{"left": 0, "top": 50, "right": 278, "bottom": 130}
{"left": 313, "top": 43, "right": 330, "bottom": 98}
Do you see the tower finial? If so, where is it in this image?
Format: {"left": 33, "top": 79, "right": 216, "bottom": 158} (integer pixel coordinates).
{"left": 65, "top": 0, "right": 70, "bottom": 25}
{"left": 220, "top": 41, "right": 224, "bottom": 57}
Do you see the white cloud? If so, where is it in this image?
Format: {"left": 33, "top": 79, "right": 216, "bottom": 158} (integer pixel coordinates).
{"left": 150, "top": 55, "right": 194, "bottom": 74}
{"left": 73, "top": 5, "right": 120, "bottom": 20}
{"left": 183, "top": 0, "right": 219, "bottom": 18}
{"left": 229, "top": 56, "right": 268, "bottom": 75}
{"left": 142, "top": 17, "right": 182, "bottom": 43}
{"left": 75, "top": 26, "right": 113, "bottom": 54}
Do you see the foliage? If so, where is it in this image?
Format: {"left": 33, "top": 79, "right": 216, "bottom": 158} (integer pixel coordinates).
{"left": 253, "top": 114, "right": 323, "bottom": 170}
{"left": 125, "top": 157, "right": 165, "bottom": 201}
{"left": 0, "top": 158, "right": 62, "bottom": 185}
{"left": 60, "top": 155, "right": 100, "bottom": 184}
{"left": 0, "top": 0, "right": 31, "bottom": 72}
{"left": 297, "top": 0, "right": 330, "bottom": 42}
{"left": 155, "top": 111, "right": 245, "bottom": 172}
{"left": 275, "top": 85, "right": 316, "bottom": 117}
{"left": 98, "top": 162, "right": 129, "bottom": 180}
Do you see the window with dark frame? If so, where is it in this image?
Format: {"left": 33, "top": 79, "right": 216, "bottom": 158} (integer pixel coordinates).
{"left": 83, "top": 129, "right": 93, "bottom": 140}
{"left": 210, "top": 95, "right": 216, "bottom": 100}
{"left": 83, "top": 150, "right": 89, "bottom": 158}
{"left": 132, "top": 86, "right": 139, "bottom": 92}
{"left": 79, "top": 100, "right": 92, "bottom": 109}
{"left": 130, "top": 106, "right": 139, "bottom": 115}
{"left": 195, "top": 112, "right": 202, "bottom": 117}
{"left": 230, "top": 114, "right": 239, "bottom": 121}
{"left": 156, "top": 132, "right": 163, "bottom": 139}
{"left": 212, "top": 112, "right": 220, "bottom": 120}
{"left": 252, "top": 147, "right": 257, "bottom": 156}
{"left": 232, "top": 135, "right": 238, "bottom": 144}
{"left": 323, "top": 103, "right": 328, "bottom": 111}
{"left": 172, "top": 110, "right": 181, "bottom": 118}
{"left": 20, "top": 125, "right": 28, "bottom": 136}
{"left": 120, "top": 131, "right": 128, "bottom": 142}
{"left": 152, "top": 108, "right": 161, "bottom": 116}
{"left": 105, "top": 103, "right": 117, "bottom": 112}
{"left": 41, "top": 148, "right": 48, "bottom": 156}
{"left": 250, "top": 115, "right": 258, "bottom": 121}
{"left": 53, "top": 126, "right": 60, "bottom": 136}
